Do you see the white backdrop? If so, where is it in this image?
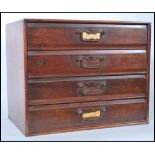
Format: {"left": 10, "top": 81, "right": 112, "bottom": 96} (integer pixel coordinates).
{"left": 1, "top": 13, "right": 154, "bottom": 141}
{"left": 0, "top": 0, "right": 155, "bottom": 12}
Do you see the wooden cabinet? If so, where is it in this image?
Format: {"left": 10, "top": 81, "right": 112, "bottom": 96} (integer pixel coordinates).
{"left": 6, "top": 19, "right": 151, "bottom": 136}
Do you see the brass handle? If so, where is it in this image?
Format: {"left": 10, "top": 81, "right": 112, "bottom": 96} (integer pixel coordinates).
{"left": 77, "top": 56, "right": 105, "bottom": 69}
{"left": 80, "top": 31, "right": 103, "bottom": 41}
{"left": 77, "top": 108, "right": 106, "bottom": 121}
{"left": 77, "top": 81, "right": 106, "bottom": 95}
{"left": 36, "top": 59, "right": 45, "bottom": 65}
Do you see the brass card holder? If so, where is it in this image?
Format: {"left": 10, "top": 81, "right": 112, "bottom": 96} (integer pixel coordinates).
{"left": 82, "top": 32, "right": 102, "bottom": 41}
{"left": 82, "top": 110, "right": 101, "bottom": 120}
{"left": 77, "top": 30, "right": 104, "bottom": 42}
{"left": 77, "top": 108, "right": 106, "bottom": 121}
{"left": 77, "top": 81, "right": 106, "bottom": 95}
{"left": 77, "top": 56, "right": 105, "bottom": 69}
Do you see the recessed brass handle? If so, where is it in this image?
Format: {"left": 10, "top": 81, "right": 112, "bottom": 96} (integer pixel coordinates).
{"left": 77, "top": 81, "right": 106, "bottom": 95}
{"left": 77, "top": 56, "right": 105, "bottom": 69}
{"left": 77, "top": 108, "right": 106, "bottom": 121}
{"left": 78, "top": 31, "right": 103, "bottom": 42}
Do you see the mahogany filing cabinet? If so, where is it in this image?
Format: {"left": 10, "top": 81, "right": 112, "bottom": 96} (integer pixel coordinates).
{"left": 6, "top": 19, "right": 151, "bottom": 136}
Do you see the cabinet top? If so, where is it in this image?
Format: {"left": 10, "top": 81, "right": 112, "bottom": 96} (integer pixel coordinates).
{"left": 20, "top": 18, "right": 151, "bottom": 25}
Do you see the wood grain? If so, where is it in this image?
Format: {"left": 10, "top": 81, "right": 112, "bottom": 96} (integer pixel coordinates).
{"left": 146, "top": 23, "right": 151, "bottom": 123}
{"left": 28, "top": 75, "right": 146, "bottom": 105}
{"left": 27, "top": 24, "right": 147, "bottom": 50}
{"left": 24, "top": 18, "right": 151, "bottom": 25}
{"left": 29, "top": 99, "right": 146, "bottom": 135}
{"left": 28, "top": 51, "right": 147, "bottom": 78}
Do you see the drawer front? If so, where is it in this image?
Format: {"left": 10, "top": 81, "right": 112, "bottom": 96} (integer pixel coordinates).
{"left": 28, "top": 75, "right": 146, "bottom": 105}
{"left": 29, "top": 99, "right": 146, "bottom": 134}
{"left": 27, "top": 23, "right": 147, "bottom": 50}
{"left": 28, "top": 50, "right": 147, "bottom": 78}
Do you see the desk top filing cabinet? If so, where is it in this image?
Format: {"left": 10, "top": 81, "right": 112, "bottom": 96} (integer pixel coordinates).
{"left": 6, "top": 19, "right": 151, "bottom": 136}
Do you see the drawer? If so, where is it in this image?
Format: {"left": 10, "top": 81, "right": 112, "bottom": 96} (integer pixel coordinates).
{"left": 28, "top": 75, "right": 146, "bottom": 105}
{"left": 29, "top": 99, "right": 146, "bottom": 135}
{"left": 28, "top": 50, "right": 147, "bottom": 78}
{"left": 27, "top": 23, "right": 147, "bottom": 50}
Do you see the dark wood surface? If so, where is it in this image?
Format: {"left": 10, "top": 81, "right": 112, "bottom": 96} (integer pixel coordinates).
{"left": 6, "top": 21, "right": 27, "bottom": 134}
{"left": 28, "top": 51, "right": 147, "bottom": 78}
{"left": 27, "top": 24, "right": 147, "bottom": 50}
{"left": 7, "top": 19, "right": 151, "bottom": 136}
{"left": 146, "top": 23, "right": 151, "bottom": 123}
{"left": 24, "top": 18, "right": 151, "bottom": 25}
{"left": 28, "top": 75, "right": 146, "bottom": 105}
{"left": 29, "top": 99, "right": 146, "bottom": 135}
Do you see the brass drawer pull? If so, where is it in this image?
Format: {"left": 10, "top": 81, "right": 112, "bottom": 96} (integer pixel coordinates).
{"left": 78, "top": 31, "right": 103, "bottom": 41}
{"left": 77, "top": 108, "right": 106, "bottom": 121}
{"left": 82, "top": 110, "right": 101, "bottom": 120}
{"left": 77, "top": 56, "right": 105, "bottom": 69}
{"left": 77, "top": 81, "right": 106, "bottom": 95}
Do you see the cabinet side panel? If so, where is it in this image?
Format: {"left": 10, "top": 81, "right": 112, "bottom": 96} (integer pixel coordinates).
{"left": 146, "top": 23, "right": 151, "bottom": 123}
{"left": 6, "top": 21, "right": 26, "bottom": 134}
